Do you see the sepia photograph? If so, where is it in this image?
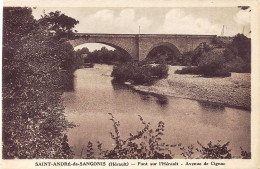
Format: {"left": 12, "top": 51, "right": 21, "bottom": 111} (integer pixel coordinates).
{"left": 1, "top": 0, "right": 260, "bottom": 168}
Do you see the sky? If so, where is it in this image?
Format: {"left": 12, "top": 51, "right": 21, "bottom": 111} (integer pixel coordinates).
{"left": 32, "top": 7, "right": 251, "bottom": 51}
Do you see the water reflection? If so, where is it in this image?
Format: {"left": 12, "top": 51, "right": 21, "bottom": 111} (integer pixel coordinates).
{"left": 198, "top": 101, "right": 225, "bottom": 112}
{"left": 111, "top": 80, "right": 168, "bottom": 107}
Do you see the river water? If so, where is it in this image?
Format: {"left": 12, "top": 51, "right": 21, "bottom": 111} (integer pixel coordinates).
{"left": 63, "top": 64, "right": 250, "bottom": 158}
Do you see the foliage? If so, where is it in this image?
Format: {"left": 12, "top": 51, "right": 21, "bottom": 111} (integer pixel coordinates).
{"left": 111, "top": 62, "right": 169, "bottom": 85}
{"left": 150, "top": 64, "right": 169, "bottom": 78}
{"left": 176, "top": 34, "right": 251, "bottom": 76}
{"left": 196, "top": 141, "right": 232, "bottom": 159}
{"left": 38, "top": 10, "right": 79, "bottom": 40}
{"left": 191, "top": 42, "right": 212, "bottom": 65}
{"left": 75, "top": 47, "right": 89, "bottom": 62}
{"left": 197, "top": 49, "right": 231, "bottom": 77}
{"left": 85, "top": 142, "right": 94, "bottom": 159}
{"left": 175, "top": 66, "right": 200, "bottom": 75}
{"left": 3, "top": 7, "right": 37, "bottom": 47}
{"left": 84, "top": 47, "right": 132, "bottom": 64}
{"left": 2, "top": 7, "right": 77, "bottom": 159}
{"left": 57, "top": 42, "right": 84, "bottom": 91}
{"left": 176, "top": 48, "right": 231, "bottom": 77}
{"left": 230, "top": 34, "right": 251, "bottom": 62}
{"left": 223, "top": 57, "right": 251, "bottom": 73}
{"left": 180, "top": 144, "right": 195, "bottom": 159}
{"left": 146, "top": 46, "right": 180, "bottom": 65}
{"left": 240, "top": 147, "right": 251, "bottom": 159}
{"left": 181, "top": 51, "right": 193, "bottom": 66}
{"left": 84, "top": 113, "right": 177, "bottom": 159}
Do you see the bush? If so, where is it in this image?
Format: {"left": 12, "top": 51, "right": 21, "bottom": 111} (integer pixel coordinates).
{"left": 181, "top": 51, "right": 193, "bottom": 66}
{"left": 176, "top": 33, "right": 251, "bottom": 76}
{"left": 150, "top": 64, "right": 169, "bottom": 78}
{"left": 111, "top": 62, "right": 168, "bottom": 85}
{"left": 196, "top": 141, "right": 232, "bottom": 159}
{"left": 231, "top": 34, "right": 251, "bottom": 63}
{"left": 175, "top": 66, "right": 200, "bottom": 75}
{"left": 223, "top": 57, "right": 251, "bottom": 73}
{"left": 198, "top": 49, "right": 230, "bottom": 77}
{"left": 83, "top": 113, "right": 177, "bottom": 159}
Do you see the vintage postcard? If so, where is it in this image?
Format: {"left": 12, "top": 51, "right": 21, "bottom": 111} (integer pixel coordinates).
{"left": 1, "top": 0, "right": 260, "bottom": 169}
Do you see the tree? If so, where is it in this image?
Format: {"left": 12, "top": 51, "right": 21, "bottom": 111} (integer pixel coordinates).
{"left": 3, "top": 7, "right": 37, "bottom": 91}
{"left": 75, "top": 47, "right": 90, "bottom": 63}
{"left": 38, "top": 11, "right": 79, "bottom": 40}
{"left": 230, "top": 33, "right": 251, "bottom": 62}
{"left": 2, "top": 7, "right": 78, "bottom": 159}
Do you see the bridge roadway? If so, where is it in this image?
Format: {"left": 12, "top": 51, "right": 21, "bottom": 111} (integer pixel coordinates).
{"left": 68, "top": 33, "right": 216, "bottom": 61}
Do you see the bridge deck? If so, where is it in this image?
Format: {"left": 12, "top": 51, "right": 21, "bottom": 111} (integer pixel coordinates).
{"left": 75, "top": 33, "right": 217, "bottom": 38}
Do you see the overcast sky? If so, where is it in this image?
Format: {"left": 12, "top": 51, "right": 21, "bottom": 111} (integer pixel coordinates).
{"left": 32, "top": 7, "right": 251, "bottom": 50}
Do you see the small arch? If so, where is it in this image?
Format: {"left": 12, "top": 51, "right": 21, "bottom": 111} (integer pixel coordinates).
{"left": 146, "top": 42, "right": 181, "bottom": 64}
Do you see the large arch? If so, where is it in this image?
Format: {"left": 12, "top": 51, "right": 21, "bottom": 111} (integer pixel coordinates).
{"left": 145, "top": 42, "right": 181, "bottom": 62}
{"left": 68, "top": 37, "right": 138, "bottom": 60}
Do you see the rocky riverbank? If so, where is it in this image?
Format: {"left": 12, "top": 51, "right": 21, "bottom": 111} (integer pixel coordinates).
{"left": 134, "top": 66, "right": 251, "bottom": 110}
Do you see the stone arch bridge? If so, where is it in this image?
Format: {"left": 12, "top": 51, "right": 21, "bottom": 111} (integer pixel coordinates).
{"left": 68, "top": 33, "right": 216, "bottom": 61}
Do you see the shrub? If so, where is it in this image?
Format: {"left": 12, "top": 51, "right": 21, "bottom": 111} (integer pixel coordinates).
{"left": 84, "top": 113, "right": 178, "bottom": 159}
{"left": 176, "top": 33, "right": 251, "bottom": 76}
{"left": 211, "top": 67, "right": 231, "bottom": 77}
{"left": 223, "top": 57, "right": 251, "bottom": 73}
{"left": 181, "top": 51, "right": 193, "bottom": 66}
{"left": 196, "top": 141, "right": 232, "bottom": 159}
{"left": 231, "top": 34, "right": 251, "bottom": 63}
{"left": 240, "top": 147, "right": 251, "bottom": 159}
{"left": 175, "top": 48, "right": 230, "bottom": 77}
{"left": 180, "top": 144, "right": 195, "bottom": 159}
{"left": 150, "top": 64, "right": 169, "bottom": 78}
{"left": 175, "top": 66, "right": 200, "bottom": 75}
{"left": 197, "top": 48, "right": 229, "bottom": 77}
{"left": 111, "top": 62, "right": 168, "bottom": 85}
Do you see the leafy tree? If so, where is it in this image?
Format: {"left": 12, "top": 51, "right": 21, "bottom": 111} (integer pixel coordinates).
{"left": 2, "top": 7, "right": 78, "bottom": 159}
{"left": 38, "top": 10, "right": 79, "bottom": 40}
{"left": 86, "top": 47, "right": 131, "bottom": 64}
{"left": 230, "top": 33, "right": 251, "bottom": 62}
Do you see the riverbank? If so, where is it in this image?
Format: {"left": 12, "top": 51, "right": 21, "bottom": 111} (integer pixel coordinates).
{"left": 133, "top": 66, "right": 251, "bottom": 110}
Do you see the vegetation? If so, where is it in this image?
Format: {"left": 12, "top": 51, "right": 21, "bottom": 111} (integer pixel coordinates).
{"left": 80, "top": 114, "right": 250, "bottom": 159}
{"left": 83, "top": 113, "right": 178, "bottom": 159}
{"left": 2, "top": 7, "right": 78, "bottom": 158}
{"left": 176, "top": 34, "right": 251, "bottom": 77}
{"left": 145, "top": 46, "right": 181, "bottom": 65}
{"left": 75, "top": 47, "right": 132, "bottom": 65}
{"left": 111, "top": 62, "right": 169, "bottom": 85}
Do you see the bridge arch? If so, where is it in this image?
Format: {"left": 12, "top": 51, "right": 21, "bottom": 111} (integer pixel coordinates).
{"left": 145, "top": 42, "right": 181, "bottom": 62}
{"left": 68, "top": 37, "right": 137, "bottom": 60}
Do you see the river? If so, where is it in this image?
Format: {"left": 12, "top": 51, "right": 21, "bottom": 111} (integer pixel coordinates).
{"left": 63, "top": 64, "right": 250, "bottom": 158}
